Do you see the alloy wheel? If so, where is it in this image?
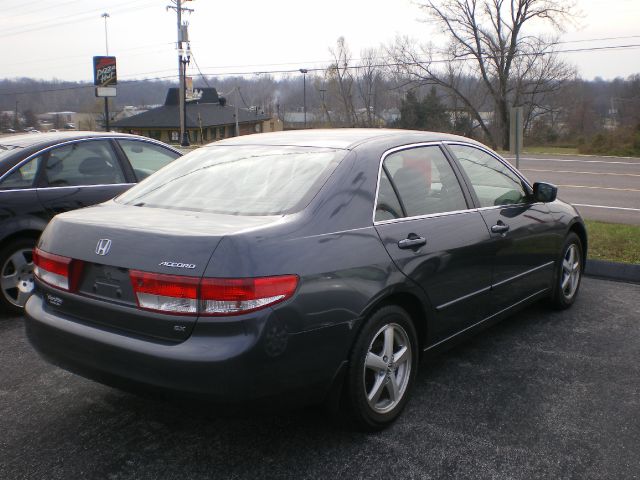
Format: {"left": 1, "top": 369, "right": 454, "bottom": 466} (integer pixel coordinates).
{"left": 1, "top": 248, "right": 35, "bottom": 308}
{"left": 561, "top": 244, "right": 580, "bottom": 300}
{"left": 363, "top": 322, "right": 412, "bottom": 414}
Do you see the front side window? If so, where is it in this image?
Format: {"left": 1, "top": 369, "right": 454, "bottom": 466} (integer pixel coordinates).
{"left": 376, "top": 146, "right": 467, "bottom": 219}
{"left": 0, "top": 156, "right": 42, "bottom": 190}
{"left": 448, "top": 144, "right": 528, "bottom": 207}
{"left": 117, "top": 140, "right": 180, "bottom": 181}
{"left": 116, "top": 145, "right": 345, "bottom": 216}
{"left": 42, "top": 140, "right": 125, "bottom": 187}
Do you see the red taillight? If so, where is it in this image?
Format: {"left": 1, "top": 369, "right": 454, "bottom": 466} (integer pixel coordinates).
{"left": 33, "top": 248, "right": 83, "bottom": 292}
{"left": 200, "top": 275, "right": 299, "bottom": 316}
{"left": 129, "top": 271, "right": 298, "bottom": 316}
{"left": 130, "top": 270, "right": 199, "bottom": 315}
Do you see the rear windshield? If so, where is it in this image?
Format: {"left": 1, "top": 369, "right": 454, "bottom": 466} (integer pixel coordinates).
{"left": 116, "top": 145, "right": 345, "bottom": 215}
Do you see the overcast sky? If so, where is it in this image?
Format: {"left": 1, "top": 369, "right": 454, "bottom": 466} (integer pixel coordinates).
{"left": 1, "top": 0, "right": 639, "bottom": 83}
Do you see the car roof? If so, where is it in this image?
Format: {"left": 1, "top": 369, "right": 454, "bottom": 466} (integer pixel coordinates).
{"left": 0, "top": 131, "right": 157, "bottom": 150}
{"left": 209, "top": 128, "right": 485, "bottom": 150}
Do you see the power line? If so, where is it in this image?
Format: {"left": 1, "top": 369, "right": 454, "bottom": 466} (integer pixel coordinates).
{"left": 555, "top": 34, "right": 640, "bottom": 44}
{"left": 1, "top": 42, "right": 639, "bottom": 97}
{"left": 3, "top": 0, "right": 87, "bottom": 21}
{"left": 5, "top": 42, "right": 175, "bottom": 69}
{"left": 192, "top": 43, "right": 640, "bottom": 76}
{"left": 189, "top": 52, "right": 212, "bottom": 89}
{"left": 0, "top": 0, "right": 159, "bottom": 38}
{"left": 3, "top": 0, "right": 48, "bottom": 13}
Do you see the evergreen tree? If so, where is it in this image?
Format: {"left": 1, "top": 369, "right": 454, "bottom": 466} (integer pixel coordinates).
{"left": 397, "top": 87, "right": 450, "bottom": 132}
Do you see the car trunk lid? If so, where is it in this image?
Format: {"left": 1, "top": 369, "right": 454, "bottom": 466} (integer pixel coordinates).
{"left": 36, "top": 202, "right": 280, "bottom": 342}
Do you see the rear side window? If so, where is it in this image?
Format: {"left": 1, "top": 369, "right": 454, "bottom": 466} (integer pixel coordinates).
{"left": 117, "top": 140, "right": 180, "bottom": 180}
{"left": 375, "top": 168, "right": 403, "bottom": 222}
{"left": 448, "top": 145, "right": 528, "bottom": 207}
{"left": 376, "top": 146, "right": 467, "bottom": 219}
{"left": 0, "top": 156, "right": 41, "bottom": 190}
{"left": 42, "top": 140, "right": 126, "bottom": 187}
{"left": 116, "top": 145, "right": 345, "bottom": 215}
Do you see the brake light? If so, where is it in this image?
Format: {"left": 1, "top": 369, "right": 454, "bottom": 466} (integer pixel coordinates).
{"left": 33, "top": 248, "right": 83, "bottom": 291}
{"left": 130, "top": 270, "right": 199, "bottom": 315}
{"left": 200, "top": 276, "right": 298, "bottom": 315}
{"left": 129, "top": 271, "right": 298, "bottom": 316}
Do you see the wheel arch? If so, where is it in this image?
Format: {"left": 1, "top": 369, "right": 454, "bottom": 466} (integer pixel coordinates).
{"left": 568, "top": 220, "right": 588, "bottom": 265}
{"left": 359, "top": 290, "right": 429, "bottom": 353}
{"left": 0, "top": 229, "right": 42, "bottom": 254}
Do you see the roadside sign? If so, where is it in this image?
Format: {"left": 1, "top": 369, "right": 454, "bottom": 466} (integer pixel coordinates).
{"left": 93, "top": 56, "right": 117, "bottom": 87}
{"left": 95, "top": 87, "right": 117, "bottom": 97}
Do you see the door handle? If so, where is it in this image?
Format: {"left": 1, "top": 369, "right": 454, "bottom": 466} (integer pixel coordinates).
{"left": 491, "top": 222, "right": 510, "bottom": 234}
{"left": 398, "top": 235, "right": 427, "bottom": 249}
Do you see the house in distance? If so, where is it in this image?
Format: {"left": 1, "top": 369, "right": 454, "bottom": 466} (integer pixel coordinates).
{"left": 111, "top": 87, "right": 281, "bottom": 144}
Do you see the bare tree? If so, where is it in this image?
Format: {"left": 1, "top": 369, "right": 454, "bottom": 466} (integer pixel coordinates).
{"left": 355, "top": 48, "right": 384, "bottom": 127}
{"left": 326, "top": 37, "right": 358, "bottom": 126}
{"left": 390, "top": 0, "right": 577, "bottom": 149}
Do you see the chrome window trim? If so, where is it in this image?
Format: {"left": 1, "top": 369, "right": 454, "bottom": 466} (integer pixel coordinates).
{"left": 475, "top": 202, "right": 545, "bottom": 212}
{"left": 0, "top": 183, "right": 134, "bottom": 193}
{"left": 374, "top": 207, "right": 479, "bottom": 226}
{"left": 372, "top": 141, "right": 471, "bottom": 225}
{"left": 0, "top": 136, "right": 181, "bottom": 185}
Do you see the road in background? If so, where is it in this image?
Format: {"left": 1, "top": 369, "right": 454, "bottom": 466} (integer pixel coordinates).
{"left": 2, "top": 277, "right": 639, "bottom": 479}
{"left": 504, "top": 153, "right": 640, "bottom": 225}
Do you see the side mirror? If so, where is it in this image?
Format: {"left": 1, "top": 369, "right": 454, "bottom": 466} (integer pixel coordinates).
{"left": 533, "top": 182, "right": 557, "bottom": 203}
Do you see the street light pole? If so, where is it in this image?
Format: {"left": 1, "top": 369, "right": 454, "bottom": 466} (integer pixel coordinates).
{"left": 299, "top": 68, "right": 308, "bottom": 129}
{"left": 101, "top": 12, "right": 110, "bottom": 132}
{"left": 101, "top": 13, "right": 110, "bottom": 55}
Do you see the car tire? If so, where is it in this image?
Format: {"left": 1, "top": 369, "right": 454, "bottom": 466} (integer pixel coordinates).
{"left": 343, "top": 305, "right": 418, "bottom": 431}
{"left": 550, "top": 232, "right": 583, "bottom": 310}
{"left": 0, "top": 238, "right": 36, "bottom": 315}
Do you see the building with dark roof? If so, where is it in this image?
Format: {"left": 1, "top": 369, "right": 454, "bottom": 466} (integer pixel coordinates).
{"left": 111, "top": 88, "right": 282, "bottom": 144}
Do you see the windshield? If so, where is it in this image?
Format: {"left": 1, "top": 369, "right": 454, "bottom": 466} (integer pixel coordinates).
{"left": 116, "top": 145, "right": 346, "bottom": 215}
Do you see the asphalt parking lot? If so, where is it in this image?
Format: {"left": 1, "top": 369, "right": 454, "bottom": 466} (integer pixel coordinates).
{"left": 1, "top": 277, "right": 639, "bottom": 480}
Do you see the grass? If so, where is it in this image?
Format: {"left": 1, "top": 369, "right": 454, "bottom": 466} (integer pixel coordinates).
{"left": 496, "top": 146, "right": 579, "bottom": 156}
{"left": 585, "top": 220, "right": 640, "bottom": 264}
{"left": 522, "top": 146, "right": 579, "bottom": 155}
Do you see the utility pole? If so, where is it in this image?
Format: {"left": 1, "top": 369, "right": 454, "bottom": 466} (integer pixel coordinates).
{"left": 299, "top": 69, "right": 308, "bottom": 128}
{"left": 14, "top": 101, "right": 19, "bottom": 130}
{"left": 235, "top": 87, "right": 239, "bottom": 136}
{"left": 167, "top": 0, "right": 193, "bottom": 146}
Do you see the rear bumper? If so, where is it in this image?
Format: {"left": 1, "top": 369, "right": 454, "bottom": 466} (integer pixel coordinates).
{"left": 25, "top": 293, "right": 351, "bottom": 406}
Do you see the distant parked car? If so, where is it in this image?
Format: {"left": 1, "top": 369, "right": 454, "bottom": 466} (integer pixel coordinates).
{"left": 24, "top": 129, "right": 586, "bottom": 430}
{"left": 0, "top": 131, "right": 182, "bottom": 313}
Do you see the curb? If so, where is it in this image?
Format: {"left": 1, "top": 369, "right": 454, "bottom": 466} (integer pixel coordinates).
{"left": 585, "top": 259, "right": 640, "bottom": 284}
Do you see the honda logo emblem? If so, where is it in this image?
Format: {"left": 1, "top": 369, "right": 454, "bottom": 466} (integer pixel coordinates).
{"left": 95, "top": 239, "right": 112, "bottom": 256}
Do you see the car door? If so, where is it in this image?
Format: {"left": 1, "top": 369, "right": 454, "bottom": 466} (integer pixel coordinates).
{"left": 0, "top": 154, "right": 49, "bottom": 235}
{"left": 445, "top": 143, "right": 558, "bottom": 314}
{"left": 374, "top": 144, "right": 494, "bottom": 343}
{"left": 36, "top": 139, "right": 133, "bottom": 218}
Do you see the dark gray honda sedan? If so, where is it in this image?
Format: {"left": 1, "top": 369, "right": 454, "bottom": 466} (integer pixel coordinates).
{"left": 25, "top": 129, "right": 586, "bottom": 430}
